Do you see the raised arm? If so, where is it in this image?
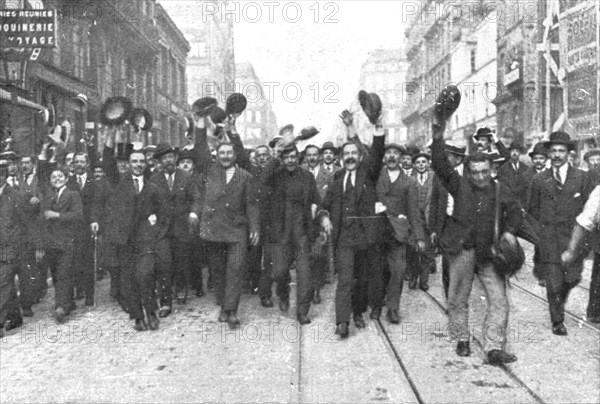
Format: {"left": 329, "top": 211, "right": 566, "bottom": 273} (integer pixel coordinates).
{"left": 430, "top": 123, "right": 460, "bottom": 197}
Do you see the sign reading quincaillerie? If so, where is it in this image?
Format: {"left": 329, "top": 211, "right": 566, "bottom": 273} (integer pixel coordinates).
{"left": 0, "top": 8, "right": 56, "bottom": 48}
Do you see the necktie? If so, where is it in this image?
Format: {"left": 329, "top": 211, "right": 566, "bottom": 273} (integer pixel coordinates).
{"left": 134, "top": 178, "right": 140, "bottom": 194}
{"left": 345, "top": 173, "right": 353, "bottom": 194}
{"left": 419, "top": 173, "right": 425, "bottom": 185}
{"left": 78, "top": 176, "right": 84, "bottom": 191}
{"left": 167, "top": 174, "right": 174, "bottom": 191}
{"left": 554, "top": 168, "right": 562, "bottom": 189}
{"left": 54, "top": 188, "right": 60, "bottom": 205}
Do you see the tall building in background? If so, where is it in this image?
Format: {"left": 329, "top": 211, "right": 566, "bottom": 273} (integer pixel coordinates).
{"left": 159, "top": 0, "right": 235, "bottom": 106}
{"left": 402, "top": 0, "right": 498, "bottom": 150}
{"left": 235, "top": 62, "right": 278, "bottom": 148}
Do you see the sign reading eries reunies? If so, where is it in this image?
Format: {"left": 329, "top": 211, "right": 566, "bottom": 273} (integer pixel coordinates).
{"left": 0, "top": 9, "right": 56, "bottom": 48}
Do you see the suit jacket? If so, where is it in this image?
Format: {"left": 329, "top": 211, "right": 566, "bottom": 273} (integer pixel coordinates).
{"left": 412, "top": 170, "right": 435, "bottom": 230}
{"left": 262, "top": 159, "right": 320, "bottom": 244}
{"left": 497, "top": 162, "right": 534, "bottom": 206}
{"left": 377, "top": 169, "right": 425, "bottom": 243}
{"left": 39, "top": 187, "right": 83, "bottom": 250}
{"left": 150, "top": 168, "right": 200, "bottom": 242}
{"left": 321, "top": 134, "right": 385, "bottom": 246}
{"left": 250, "top": 163, "right": 274, "bottom": 244}
{"left": 528, "top": 166, "right": 592, "bottom": 264}
{"left": 431, "top": 138, "right": 522, "bottom": 262}
{"left": 92, "top": 146, "right": 169, "bottom": 249}
{"left": 191, "top": 127, "right": 259, "bottom": 244}
{"left": 0, "top": 185, "right": 27, "bottom": 262}
{"left": 429, "top": 171, "right": 450, "bottom": 237}
{"left": 311, "top": 163, "right": 340, "bottom": 201}
{"left": 67, "top": 173, "right": 98, "bottom": 239}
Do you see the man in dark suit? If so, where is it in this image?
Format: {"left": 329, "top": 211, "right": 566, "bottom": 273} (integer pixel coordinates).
{"left": 191, "top": 115, "right": 259, "bottom": 328}
{"left": 261, "top": 142, "right": 321, "bottom": 324}
{"left": 431, "top": 122, "right": 522, "bottom": 365}
{"left": 67, "top": 152, "right": 98, "bottom": 306}
{"left": 429, "top": 143, "right": 466, "bottom": 298}
{"left": 377, "top": 143, "right": 425, "bottom": 324}
{"left": 38, "top": 168, "right": 83, "bottom": 324}
{"left": 92, "top": 137, "right": 170, "bottom": 332}
{"left": 150, "top": 143, "right": 200, "bottom": 314}
{"left": 526, "top": 143, "right": 548, "bottom": 286}
{"left": 318, "top": 121, "right": 385, "bottom": 338}
{"left": 497, "top": 142, "right": 532, "bottom": 206}
{"left": 473, "top": 127, "right": 511, "bottom": 158}
{"left": 528, "top": 131, "right": 592, "bottom": 336}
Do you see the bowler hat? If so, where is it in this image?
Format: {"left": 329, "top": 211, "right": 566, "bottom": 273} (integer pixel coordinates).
{"left": 508, "top": 141, "right": 525, "bottom": 152}
{"left": 445, "top": 144, "right": 466, "bottom": 156}
{"left": 320, "top": 142, "right": 336, "bottom": 153}
{"left": 177, "top": 149, "right": 194, "bottom": 163}
{"left": 225, "top": 93, "right": 247, "bottom": 116}
{"left": 473, "top": 127, "right": 494, "bottom": 140}
{"left": 115, "top": 143, "right": 134, "bottom": 161}
{"left": 412, "top": 152, "right": 431, "bottom": 163}
{"left": 100, "top": 97, "right": 133, "bottom": 126}
{"left": 299, "top": 126, "right": 320, "bottom": 140}
{"left": 192, "top": 97, "right": 218, "bottom": 117}
{"left": 384, "top": 143, "right": 405, "bottom": 153}
{"left": 358, "top": 90, "right": 383, "bottom": 125}
{"left": 434, "top": 84, "right": 461, "bottom": 123}
{"left": 154, "top": 142, "right": 176, "bottom": 160}
{"left": 130, "top": 108, "right": 153, "bottom": 131}
{"left": 544, "top": 131, "right": 575, "bottom": 151}
{"left": 584, "top": 149, "right": 600, "bottom": 162}
{"left": 528, "top": 143, "right": 548, "bottom": 158}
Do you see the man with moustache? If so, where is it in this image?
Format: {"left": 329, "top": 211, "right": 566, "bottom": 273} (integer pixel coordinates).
{"left": 497, "top": 142, "right": 531, "bottom": 206}
{"left": 150, "top": 143, "right": 200, "bottom": 314}
{"left": 191, "top": 116, "right": 259, "bottom": 328}
{"left": 431, "top": 122, "right": 522, "bottom": 365}
{"left": 318, "top": 119, "right": 385, "bottom": 338}
{"left": 92, "top": 134, "right": 169, "bottom": 331}
{"left": 377, "top": 143, "right": 425, "bottom": 324}
{"left": 528, "top": 131, "right": 592, "bottom": 335}
{"left": 473, "top": 127, "right": 511, "bottom": 158}
{"left": 261, "top": 141, "right": 321, "bottom": 324}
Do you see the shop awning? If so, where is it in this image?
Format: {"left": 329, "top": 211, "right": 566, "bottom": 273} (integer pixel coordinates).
{"left": 0, "top": 88, "right": 47, "bottom": 112}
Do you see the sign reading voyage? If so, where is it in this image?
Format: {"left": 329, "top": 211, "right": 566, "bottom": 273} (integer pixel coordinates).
{"left": 0, "top": 8, "right": 56, "bottom": 48}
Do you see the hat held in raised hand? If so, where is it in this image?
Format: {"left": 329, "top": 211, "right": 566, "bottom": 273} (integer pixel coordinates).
{"left": 358, "top": 90, "right": 383, "bottom": 125}
{"left": 433, "top": 84, "right": 461, "bottom": 123}
{"left": 130, "top": 108, "right": 153, "bottom": 132}
{"left": 192, "top": 97, "right": 218, "bottom": 118}
{"left": 100, "top": 97, "right": 133, "bottom": 126}
{"left": 225, "top": 93, "right": 247, "bottom": 116}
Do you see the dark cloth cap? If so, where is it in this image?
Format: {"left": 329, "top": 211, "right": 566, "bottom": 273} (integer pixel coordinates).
{"left": 584, "top": 149, "right": 600, "bottom": 161}
{"left": 385, "top": 143, "right": 405, "bottom": 153}
{"left": 445, "top": 144, "right": 466, "bottom": 156}
{"left": 177, "top": 149, "right": 194, "bottom": 163}
{"left": 412, "top": 152, "right": 431, "bottom": 162}
{"left": 153, "top": 142, "right": 176, "bottom": 160}
{"left": 320, "top": 141, "right": 337, "bottom": 153}
{"left": 529, "top": 143, "right": 548, "bottom": 158}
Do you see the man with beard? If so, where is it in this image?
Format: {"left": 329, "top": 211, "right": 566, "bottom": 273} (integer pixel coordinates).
{"left": 150, "top": 143, "right": 200, "bottom": 314}
{"left": 430, "top": 143, "right": 466, "bottom": 298}
{"left": 261, "top": 142, "right": 321, "bottom": 324}
{"left": 318, "top": 119, "right": 385, "bottom": 338}
{"left": 431, "top": 122, "right": 522, "bottom": 365}
{"left": 528, "top": 131, "right": 592, "bottom": 335}
{"left": 191, "top": 116, "right": 259, "bottom": 328}
{"left": 38, "top": 168, "right": 83, "bottom": 324}
{"left": 67, "top": 152, "right": 98, "bottom": 306}
{"left": 377, "top": 143, "right": 425, "bottom": 324}
{"left": 92, "top": 133, "right": 169, "bottom": 331}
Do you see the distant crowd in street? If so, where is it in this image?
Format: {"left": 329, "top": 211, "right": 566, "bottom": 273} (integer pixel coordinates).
{"left": 1, "top": 89, "right": 599, "bottom": 367}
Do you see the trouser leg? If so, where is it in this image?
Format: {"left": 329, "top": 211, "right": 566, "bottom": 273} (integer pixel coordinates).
{"left": 447, "top": 249, "right": 476, "bottom": 343}
{"left": 74, "top": 236, "right": 95, "bottom": 299}
{"left": 156, "top": 240, "right": 173, "bottom": 308}
{"left": 0, "top": 262, "right": 18, "bottom": 325}
{"left": 271, "top": 243, "right": 291, "bottom": 302}
{"left": 206, "top": 242, "right": 226, "bottom": 306}
{"left": 258, "top": 244, "right": 274, "bottom": 299}
{"left": 477, "top": 262, "right": 509, "bottom": 352}
{"left": 587, "top": 254, "right": 600, "bottom": 319}
{"left": 544, "top": 263, "right": 565, "bottom": 324}
{"left": 295, "top": 236, "right": 312, "bottom": 316}
{"left": 172, "top": 240, "right": 191, "bottom": 299}
{"left": 352, "top": 247, "right": 371, "bottom": 316}
{"left": 385, "top": 241, "right": 406, "bottom": 311}
{"left": 335, "top": 245, "right": 354, "bottom": 324}
{"left": 223, "top": 240, "right": 246, "bottom": 312}
{"left": 52, "top": 247, "right": 75, "bottom": 312}
{"left": 17, "top": 250, "right": 37, "bottom": 310}
{"left": 442, "top": 255, "right": 450, "bottom": 299}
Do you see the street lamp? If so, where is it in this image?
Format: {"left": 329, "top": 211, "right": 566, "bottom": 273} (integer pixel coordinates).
{"left": 0, "top": 49, "right": 29, "bottom": 90}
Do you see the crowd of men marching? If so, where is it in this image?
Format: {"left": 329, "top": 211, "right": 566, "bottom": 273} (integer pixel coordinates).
{"left": 1, "top": 93, "right": 600, "bottom": 367}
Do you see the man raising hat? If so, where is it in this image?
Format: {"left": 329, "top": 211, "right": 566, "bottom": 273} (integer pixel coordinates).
{"left": 528, "top": 131, "right": 593, "bottom": 335}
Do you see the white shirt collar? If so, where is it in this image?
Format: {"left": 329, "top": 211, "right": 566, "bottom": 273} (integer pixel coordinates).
{"left": 56, "top": 185, "right": 66, "bottom": 199}
{"left": 343, "top": 170, "right": 356, "bottom": 192}
{"left": 455, "top": 164, "right": 464, "bottom": 176}
{"left": 555, "top": 162, "right": 569, "bottom": 181}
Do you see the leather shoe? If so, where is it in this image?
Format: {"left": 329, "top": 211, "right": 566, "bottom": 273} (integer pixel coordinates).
{"left": 218, "top": 310, "right": 229, "bottom": 323}
{"left": 353, "top": 314, "right": 366, "bottom": 329}
{"left": 297, "top": 313, "right": 311, "bottom": 325}
{"left": 279, "top": 299, "right": 290, "bottom": 313}
{"left": 335, "top": 322, "right": 349, "bottom": 338}
{"left": 387, "top": 309, "right": 400, "bottom": 324}
{"left": 313, "top": 289, "right": 321, "bottom": 305}
{"left": 408, "top": 279, "right": 417, "bottom": 289}
{"left": 54, "top": 307, "right": 67, "bottom": 324}
{"left": 588, "top": 315, "right": 600, "bottom": 324}
{"left": 4, "top": 314, "right": 23, "bottom": 331}
{"left": 195, "top": 287, "right": 205, "bottom": 297}
{"left": 227, "top": 312, "right": 240, "bottom": 329}
{"left": 22, "top": 308, "right": 34, "bottom": 317}
{"left": 261, "top": 297, "right": 274, "bottom": 308}
{"left": 134, "top": 318, "right": 148, "bottom": 332}
{"left": 552, "top": 322, "right": 568, "bottom": 336}
{"left": 369, "top": 307, "right": 381, "bottom": 320}
{"left": 68, "top": 300, "right": 76, "bottom": 312}
{"left": 158, "top": 306, "right": 172, "bottom": 318}
{"left": 420, "top": 284, "right": 429, "bottom": 292}
{"left": 487, "top": 349, "right": 517, "bottom": 366}
{"left": 147, "top": 313, "right": 159, "bottom": 331}
{"left": 0, "top": 327, "right": 4, "bottom": 339}
{"left": 456, "top": 341, "right": 471, "bottom": 357}
{"left": 85, "top": 296, "right": 94, "bottom": 307}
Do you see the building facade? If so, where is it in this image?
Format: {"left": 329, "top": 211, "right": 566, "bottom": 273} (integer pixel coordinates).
{"left": 0, "top": 0, "right": 189, "bottom": 156}
{"left": 234, "top": 62, "right": 277, "bottom": 148}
